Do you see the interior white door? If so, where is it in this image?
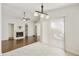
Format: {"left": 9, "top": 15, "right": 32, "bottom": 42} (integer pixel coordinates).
{"left": 8, "top": 24, "right": 14, "bottom": 39}
{"left": 50, "top": 17, "right": 64, "bottom": 49}
{"left": 41, "top": 17, "right": 64, "bottom": 49}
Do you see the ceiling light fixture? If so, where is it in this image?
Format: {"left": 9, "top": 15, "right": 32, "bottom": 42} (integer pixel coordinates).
{"left": 22, "top": 12, "right": 30, "bottom": 21}
{"left": 34, "top": 3, "right": 49, "bottom": 19}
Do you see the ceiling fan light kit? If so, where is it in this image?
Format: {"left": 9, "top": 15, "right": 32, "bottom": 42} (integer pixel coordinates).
{"left": 22, "top": 12, "right": 30, "bottom": 21}
{"left": 34, "top": 11, "right": 39, "bottom": 16}
{"left": 34, "top": 3, "right": 49, "bottom": 19}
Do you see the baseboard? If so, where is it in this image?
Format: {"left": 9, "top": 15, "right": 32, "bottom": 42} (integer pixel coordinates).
{"left": 9, "top": 37, "right": 14, "bottom": 40}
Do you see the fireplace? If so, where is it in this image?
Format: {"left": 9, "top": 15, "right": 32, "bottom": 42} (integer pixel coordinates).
{"left": 16, "top": 32, "right": 23, "bottom": 37}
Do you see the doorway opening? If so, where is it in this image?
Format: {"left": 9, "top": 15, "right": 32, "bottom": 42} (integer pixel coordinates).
{"left": 51, "top": 17, "right": 64, "bottom": 49}
{"left": 35, "top": 25, "right": 37, "bottom": 37}
{"left": 25, "top": 24, "right": 28, "bottom": 38}
{"left": 8, "top": 24, "right": 14, "bottom": 40}
{"left": 41, "top": 17, "right": 64, "bottom": 49}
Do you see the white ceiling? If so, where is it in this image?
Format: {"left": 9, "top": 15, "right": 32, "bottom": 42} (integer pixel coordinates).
{"left": 2, "top": 3, "right": 73, "bottom": 22}
{"left": 3, "top": 3, "right": 72, "bottom": 12}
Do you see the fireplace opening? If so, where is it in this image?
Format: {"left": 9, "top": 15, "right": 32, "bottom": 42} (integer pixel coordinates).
{"left": 16, "top": 32, "right": 23, "bottom": 37}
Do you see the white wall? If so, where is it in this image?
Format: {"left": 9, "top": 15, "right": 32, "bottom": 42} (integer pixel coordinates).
{"left": 2, "top": 4, "right": 35, "bottom": 40}
{"left": 0, "top": 3, "right": 2, "bottom": 55}
{"left": 46, "top": 4, "right": 79, "bottom": 55}
{"left": 41, "top": 20, "right": 49, "bottom": 44}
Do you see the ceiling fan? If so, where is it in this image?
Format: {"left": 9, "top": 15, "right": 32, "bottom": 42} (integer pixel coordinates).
{"left": 34, "top": 3, "right": 49, "bottom": 19}
{"left": 22, "top": 12, "right": 30, "bottom": 21}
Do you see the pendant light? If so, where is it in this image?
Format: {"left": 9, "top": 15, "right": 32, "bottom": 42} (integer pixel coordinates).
{"left": 34, "top": 3, "right": 49, "bottom": 19}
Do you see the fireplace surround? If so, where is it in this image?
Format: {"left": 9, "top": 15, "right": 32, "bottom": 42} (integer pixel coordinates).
{"left": 16, "top": 32, "right": 23, "bottom": 37}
